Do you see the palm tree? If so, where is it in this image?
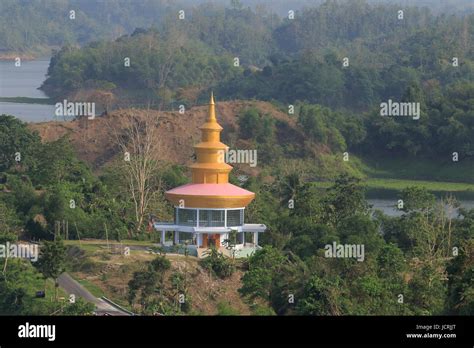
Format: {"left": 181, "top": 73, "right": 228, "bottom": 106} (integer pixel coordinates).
{"left": 223, "top": 229, "right": 238, "bottom": 262}
{"left": 279, "top": 173, "right": 302, "bottom": 206}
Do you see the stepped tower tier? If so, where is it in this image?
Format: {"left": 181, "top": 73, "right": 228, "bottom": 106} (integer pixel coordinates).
{"left": 165, "top": 93, "right": 255, "bottom": 209}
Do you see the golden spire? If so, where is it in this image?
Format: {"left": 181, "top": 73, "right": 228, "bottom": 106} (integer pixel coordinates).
{"left": 189, "top": 92, "right": 232, "bottom": 184}
{"left": 164, "top": 91, "right": 256, "bottom": 209}
{"left": 208, "top": 91, "right": 216, "bottom": 122}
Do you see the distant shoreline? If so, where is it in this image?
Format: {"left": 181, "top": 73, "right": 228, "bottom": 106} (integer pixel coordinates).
{"left": 0, "top": 47, "right": 54, "bottom": 61}
{"left": 0, "top": 53, "right": 37, "bottom": 61}
{"left": 0, "top": 97, "right": 54, "bottom": 105}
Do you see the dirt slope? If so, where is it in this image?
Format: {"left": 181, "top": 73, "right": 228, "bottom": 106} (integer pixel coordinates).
{"left": 28, "top": 100, "right": 303, "bottom": 171}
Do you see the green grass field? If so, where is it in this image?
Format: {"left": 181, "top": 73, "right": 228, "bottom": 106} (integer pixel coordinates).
{"left": 72, "top": 277, "right": 106, "bottom": 298}
{"left": 361, "top": 156, "right": 474, "bottom": 183}
{"left": 304, "top": 156, "right": 474, "bottom": 198}
{"left": 313, "top": 177, "right": 474, "bottom": 199}
{"left": 65, "top": 239, "right": 157, "bottom": 247}
{"left": 366, "top": 178, "right": 474, "bottom": 192}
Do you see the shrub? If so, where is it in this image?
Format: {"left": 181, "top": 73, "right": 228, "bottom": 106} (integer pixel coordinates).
{"left": 217, "top": 302, "right": 240, "bottom": 315}
{"left": 200, "top": 247, "right": 235, "bottom": 278}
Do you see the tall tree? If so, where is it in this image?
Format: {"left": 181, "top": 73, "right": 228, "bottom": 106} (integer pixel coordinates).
{"left": 36, "top": 240, "right": 66, "bottom": 301}
{"left": 110, "top": 112, "right": 166, "bottom": 235}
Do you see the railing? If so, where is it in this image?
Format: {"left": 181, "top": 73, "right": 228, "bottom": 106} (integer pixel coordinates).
{"left": 101, "top": 296, "right": 136, "bottom": 316}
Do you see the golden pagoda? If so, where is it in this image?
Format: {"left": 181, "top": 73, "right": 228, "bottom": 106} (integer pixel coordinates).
{"left": 154, "top": 93, "right": 266, "bottom": 251}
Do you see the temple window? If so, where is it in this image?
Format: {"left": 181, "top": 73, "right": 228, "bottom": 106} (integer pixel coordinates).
{"left": 227, "top": 209, "right": 243, "bottom": 226}
{"left": 176, "top": 208, "right": 197, "bottom": 226}
{"left": 199, "top": 209, "right": 225, "bottom": 227}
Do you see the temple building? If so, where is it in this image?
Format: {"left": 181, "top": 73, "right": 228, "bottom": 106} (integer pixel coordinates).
{"left": 154, "top": 93, "right": 266, "bottom": 254}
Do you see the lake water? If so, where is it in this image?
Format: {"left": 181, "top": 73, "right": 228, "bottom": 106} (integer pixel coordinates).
{"left": 0, "top": 58, "right": 55, "bottom": 122}
{"left": 368, "top": 198, "right": 474, "bottom": 217}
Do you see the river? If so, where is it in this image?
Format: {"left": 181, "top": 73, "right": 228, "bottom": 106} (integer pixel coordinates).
{"left": 368, "top": 198, "right": 474, "bottom": 217}
{"left": 0, "top": 58, "right": 55, "bottom": 122}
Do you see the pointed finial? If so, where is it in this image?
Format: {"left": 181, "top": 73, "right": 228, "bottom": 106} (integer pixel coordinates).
{"left": 208, "top": 91, "right": 216, "bottom": 122}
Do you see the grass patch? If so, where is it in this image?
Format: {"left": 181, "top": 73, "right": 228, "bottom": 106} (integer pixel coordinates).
{"left": 71, "top": 276, "right": 106, "bottom": 298}
{"left": 75, "top": 244, "right": 102, "bottom": 253}
{"left": 362, "top": 156, "right": 474, "bottom": 183}
{"left": 312, "top": 178, "right": 474, "bottom": 199}
{"left": 365, "top": 178, "right": 474, "bottom": 199}
{"left": 251, "top": 304, "right": 276, "bottom": 316}
{"left": 118, "top": 239, "right": 158, "bottom": 246}
{"left": 217, "top": 301, "right": 240, "bottom": 315}
{"left": 65, "top": 239, "right": 156, "bottom": 247}
{"left": 365, "top": 178, "right": 474, "bottom": 192}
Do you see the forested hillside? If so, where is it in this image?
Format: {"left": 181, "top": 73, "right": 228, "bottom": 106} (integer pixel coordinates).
{"left": 1, "top": 0, "right": 474, "bottom": 56}
{"left": 1, "top": 112, "right": 472, "bottom": 315}
{"left": 39, "top": 1, "right": 474, "bottom": 163}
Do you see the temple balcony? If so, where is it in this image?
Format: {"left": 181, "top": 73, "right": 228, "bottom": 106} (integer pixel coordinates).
{"left": 152, "top": 223, "right": 266, "bottom": 234}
